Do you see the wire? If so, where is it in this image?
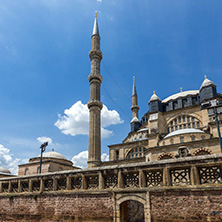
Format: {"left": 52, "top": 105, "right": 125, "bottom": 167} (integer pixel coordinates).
{"left": 102, "top": 86, "right": 131, "bottom": 121}
{"left": 102, "top": 61, "right": 132, "bottom": 104}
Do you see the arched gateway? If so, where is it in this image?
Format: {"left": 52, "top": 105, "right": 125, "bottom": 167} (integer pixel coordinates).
{"left": 120, "top": 200, "right": 145, "bottom": 222}
{"left": 115, "top": 194, "right": 150, "bottom": 222}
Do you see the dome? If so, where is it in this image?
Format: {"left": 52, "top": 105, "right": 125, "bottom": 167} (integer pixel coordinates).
{"left": 149, "top": 91, "right": 161, "bottom": 103}
{"left": 200, "top": 76, "right": 215, "bottom": 90}
{"left": 0, "top": 166, "right": 11, "bottom": 174}
{"left": 162, "top": 90, "right": 199, "bottom": 103}
{"left": 38, "top": 151, "right": 67, "bottom": 160}
{"left": 164, "top": 128, "right": 206, "bottom": 139}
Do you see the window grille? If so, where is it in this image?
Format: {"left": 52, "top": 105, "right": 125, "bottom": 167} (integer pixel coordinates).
{"left": 44, "top": 179, "right": 53, "bottom": 191}
{"left": 21, "top": 181, "right": 29, "bottom": 192}
{"left": 145, "top": 171, "right": 163, "bottom": 187}
{"left": 170, "top": 168, "right": 190, "bottom": 186}
{"left": 104, "top": 174, "right": 118, "bottom": 188}
{"left": 124, "top": 172, "right": 139, "bottom": 188}
{"left": 71, "top": 177, "right": 82, "bottom": 189}
{"left": 58, "top": 178, "right": 66, "bottom": 190}
{"left": 199, "top": 166, "right": 222, "bottom": 184}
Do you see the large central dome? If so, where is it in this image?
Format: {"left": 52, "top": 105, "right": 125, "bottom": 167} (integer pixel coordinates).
{"left": 162, "top": 90, "right": 199, "bottom": 103}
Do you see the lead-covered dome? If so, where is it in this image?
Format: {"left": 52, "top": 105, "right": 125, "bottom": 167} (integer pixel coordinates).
{"left": 149, "top": 91, "right": 161, "bottom": 103}
{"left": 0, "top": 166, "right": 11, "bottom": 174}
{"left": 38, "top": 150, "right": 67, "bottom": 160}
{"left": 164, "top": 128, "right": 206, "bottom": 139}
{"left": 162, "top": 90, "right": 199, "bottom": 103}
{"left": 200, "top": 76, "right": 216, "bottom": 90}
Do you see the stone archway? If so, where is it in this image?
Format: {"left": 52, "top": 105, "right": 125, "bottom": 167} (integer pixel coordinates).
{"left": 115, "top": 193, "right": 150, "bottom": 222}
{"left": 120, "top": 200, "right": 145, "bottom": 222}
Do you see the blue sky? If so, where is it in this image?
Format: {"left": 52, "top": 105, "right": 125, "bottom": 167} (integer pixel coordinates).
{"left": 0, "top": 0, "right": 221, "bottom": 173}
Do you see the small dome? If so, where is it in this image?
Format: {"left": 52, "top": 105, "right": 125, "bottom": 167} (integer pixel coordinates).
{"left": 0, "top": 166, "right": 11, "bottom": 174}
{"left": 200, "top": 76, "right": 215, "bottom": 90}
{"left": 149, "top": 91, "right": 161, "bottom": 103}
{"left": 38, "top": 151, "right": 67, "bottom": 160}
{"left": 164, "top": 128, "right": 206, "bottom": 139}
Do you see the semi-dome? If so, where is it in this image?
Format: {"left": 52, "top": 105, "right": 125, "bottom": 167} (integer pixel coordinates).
{"left": 164, "top": 128, "right": 206, "bottom": 139}
{"left": 200, "top": 76, "right": 215, "bottom": 90}
{"left": 162, "top": 90, "right": 199, "bottom": 103}
{"left": 0, "top": 166, "right": 11, "bottom": 174}
{"left": 38, "top": 150, "right": 67, "bottom": 160}
{"left": 149, "top": 91, "right": 161, "bottom": 103}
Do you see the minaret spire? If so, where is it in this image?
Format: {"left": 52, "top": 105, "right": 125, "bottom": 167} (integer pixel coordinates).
{"left": 87, "top": 12, "right": 103, "bottom": 168}
{"left": 131, "top": 77, "right": 140, "bottom": 132}
{"left": 92, "top": 11, "right": 99, "bottom": 36}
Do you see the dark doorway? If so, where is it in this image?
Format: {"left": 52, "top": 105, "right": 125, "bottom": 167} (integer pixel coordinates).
{"left": 120, "top": 200, "right": 144, "bottom": 222}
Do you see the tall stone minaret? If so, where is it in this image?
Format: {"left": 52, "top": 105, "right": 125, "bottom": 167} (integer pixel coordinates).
{"left": 131, "top": 77, "right": 140, "bottom": 132}
{"left": 87, "top": 12, "right": 103, "bottom": 168}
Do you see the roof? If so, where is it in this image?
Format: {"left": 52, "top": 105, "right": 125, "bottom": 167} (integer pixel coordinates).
{"left": 138, "top": 127, "right": 148, "bottom": 132}
{"left": 0, "top": 166, "right": 11, "bottom": 174}
{"left": 92, "top": 14, "right": 99, "bottom": 36}
{"left": 38, "top": 151, "right": 67, "bottom": 160}
{"left": 164, "top": 128, "right": 206, "bottom": 139}
{"left": 149, "top": 92, "right": 161, "bottom": 103}
{"left": 132, "top": 77, "right": 137, "bottom": 96}
{"left": 162, "top": 90, "right": 199, "bottom": 103}
{"left": 130, "top": 116, "right": 139, "bottom": 123}
{"left": 200, "top": 77, "right": 215, "bottom": 90}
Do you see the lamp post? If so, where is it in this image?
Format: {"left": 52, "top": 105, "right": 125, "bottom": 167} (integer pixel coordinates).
{"left": 201, "top": 100, "right": 222, "bottom": 152}
{"left": 213, "top": 107, "right": 222, "bottom": 151}
{"left": 39, "top": 142, "right": 48, "bottom": 174}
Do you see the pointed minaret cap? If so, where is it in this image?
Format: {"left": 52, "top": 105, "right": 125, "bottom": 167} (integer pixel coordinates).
{"left": 200, "top": 75, "right": 216, "bottom": 90}
{"left": 92, "top": 11, "right": 100, "bottom": 36}
{"left": 132, "top": 76, "right": 137, "bottom": 96}
{"left": 149, "top": 91, "right": 161, "bottom": 103}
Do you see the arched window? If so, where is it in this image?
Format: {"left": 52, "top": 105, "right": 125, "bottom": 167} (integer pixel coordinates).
{"left": 193, "top": 148, "right": 212, "bottom": 156}
{"left": 167, "top": 115, "right": 201, "bottom": 133}
{"left": 127, "top": 147, "right": 146, "bottom": 159}
{"left": 25, "top": 168, "right": 29, "bottom": 175}
{"left": 157, "top": 153, "right": 173, "bottom": 160}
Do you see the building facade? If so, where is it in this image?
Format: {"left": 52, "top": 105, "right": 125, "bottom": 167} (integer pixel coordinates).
{"left": 109, "top": 76, "right": 222, "bottom": 164}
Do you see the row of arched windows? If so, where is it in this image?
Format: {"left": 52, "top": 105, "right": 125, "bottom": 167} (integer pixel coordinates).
{"left": 167, "top": 115, "right": 201, "bottom": 133}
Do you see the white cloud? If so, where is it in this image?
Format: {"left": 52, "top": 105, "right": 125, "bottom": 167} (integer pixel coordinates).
{"left": 97, "top": 0, "right": 102, "bottom": 2}
{"left": 37, "top": 136, "right": 53, "bottom": 145}
{"left": 71, "top": 150, "right": 109, "bottom": 168}
{"left": 0, "top": 144, "right": 27, "bottom": 175}
{"left": 55, "top": 100, "right": 123, "bottom": 138}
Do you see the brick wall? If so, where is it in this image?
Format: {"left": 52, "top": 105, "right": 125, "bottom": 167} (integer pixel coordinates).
{"left": 0, "top": 193, "right": 113, "bottom": 221}
{"left": 150, "top": 190, "right": 222, "bottom": 222}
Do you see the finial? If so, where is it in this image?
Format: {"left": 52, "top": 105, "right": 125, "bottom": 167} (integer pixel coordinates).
{"left": 180, "top": 87, "right": 182, "bottom": 92}
{"left": 133, "top": 76, "right": 135, "bottom": 84}
{"left": 95, "top": 11, "right": 97, "bottom": 18}
{"left": 205, "top": 75, "right": 207, "bottom": 79}
{"left": 153, "top": 91, "right": 155, "bottom": 95}
{"left": 52, "top": 148, "right": 54, "bottom": 152}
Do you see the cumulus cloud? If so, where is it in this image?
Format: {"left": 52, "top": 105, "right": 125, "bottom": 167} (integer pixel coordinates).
{"left": 37, "top": 136, "right": 53, "bottom": 145}
{"left": 0, "top": 144, "right": 27, "bottom": 175}
{"left": 72, "top": 150, "right": 109, "bottom": 168}
{"left": 55, "top": 101, "right": 123, "bottom": 138}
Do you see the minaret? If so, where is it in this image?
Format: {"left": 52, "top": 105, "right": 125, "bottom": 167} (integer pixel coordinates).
{"left": 87, "top": 12, "right": 103, "bottom": 168}
{"left": 131, "top": 77, "right": 140, "bottom": 132}
{"left": 131, "top": 77, "right": 139, "bottom": 119}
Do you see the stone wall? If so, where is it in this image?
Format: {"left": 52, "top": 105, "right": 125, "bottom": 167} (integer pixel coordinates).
{"left": 150, "top": 190, "right": 222, "bottom": 222}
{"left": 0, "top": 192, "right": 113, "bottom": 222}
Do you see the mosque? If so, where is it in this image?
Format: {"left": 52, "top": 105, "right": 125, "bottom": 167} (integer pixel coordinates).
{"left": 0, "top": 12, "right": 221, "bottom": 177}
{"left": 0, "top": 12, "right": 222, "bottom": 222}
